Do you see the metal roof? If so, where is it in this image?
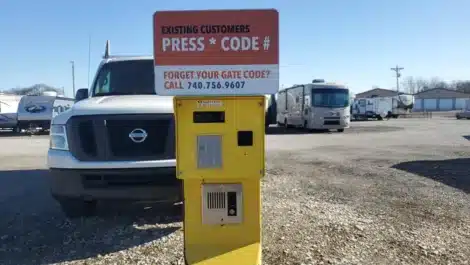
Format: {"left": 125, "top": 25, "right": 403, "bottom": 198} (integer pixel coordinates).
{"left": 413, "top": 88, "right": 470, "bottom": 99}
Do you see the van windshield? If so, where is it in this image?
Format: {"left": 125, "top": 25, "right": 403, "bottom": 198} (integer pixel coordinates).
{"left": 312, "top": 88, "right": 350, "bottom": 108}
{"left": 92, "top": 59, "right": 156, "bottom": 96}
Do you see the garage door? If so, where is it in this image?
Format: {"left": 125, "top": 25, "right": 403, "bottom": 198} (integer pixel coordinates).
{"left": 455, "top": 98, "right": 468, "bottom": 110}
{"left": 423, "top": 99, "right": 437, "bottom": 110}
{"left": 413, "top": 99, "right": 422, "bottom": 110}
{"left": 439, "top": 99, "right": 453, "bottom": 110}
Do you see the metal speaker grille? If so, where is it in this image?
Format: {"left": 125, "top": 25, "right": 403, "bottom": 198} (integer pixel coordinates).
{"left": 207, "top": 192, "right": 226, "bottom": 209}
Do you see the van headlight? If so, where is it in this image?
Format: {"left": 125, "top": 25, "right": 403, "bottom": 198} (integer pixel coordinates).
{"left": 49, "top": 125, "right": 69, "bottom": 150}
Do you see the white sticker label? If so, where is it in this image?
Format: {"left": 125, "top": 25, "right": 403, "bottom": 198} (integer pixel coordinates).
{"left": 197, "top": 100, "right": 223, "bottom": 108}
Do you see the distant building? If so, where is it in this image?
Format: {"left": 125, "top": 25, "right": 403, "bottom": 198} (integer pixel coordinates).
{"left": 413, "top": 88, "right": 470, "bottom": 111}
{"left": 355, "top": 88, "right": 403, "bottom": 98}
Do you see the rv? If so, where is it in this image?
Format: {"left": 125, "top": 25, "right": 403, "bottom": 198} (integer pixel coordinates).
{"left": 276, "top": 81, "right": 351, "bottom": 132}
{"left": 52, "top": 98, "right": 74, "bottom": 118}
{"left": 0, "top": 94, "right": 23, "bottom": 132}
{"left": 17, "top": 95, "right": 74, "bottom": 132}
{"left": 352, "top": 94, "right": 414, "bottom": 120}
{"left": 265, "top": 94, "right": 277, "bottom": 127}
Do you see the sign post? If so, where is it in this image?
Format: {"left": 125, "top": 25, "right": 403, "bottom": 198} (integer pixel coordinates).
{"left": 153, "top": 9, "right": 279, "bottom": 265}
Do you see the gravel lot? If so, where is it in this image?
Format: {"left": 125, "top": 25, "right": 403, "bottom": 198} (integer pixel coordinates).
{"left": 0, "top": 117, "right": 469, "bottom": 265}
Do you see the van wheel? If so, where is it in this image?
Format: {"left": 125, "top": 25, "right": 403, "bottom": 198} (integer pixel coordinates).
{"left": 338, "top": 129, "right": 345, "bottom": 133}
{"left": 57, "top": 198, "right": 97, "bottom": 219}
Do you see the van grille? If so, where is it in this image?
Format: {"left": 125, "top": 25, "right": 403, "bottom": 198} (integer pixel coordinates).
{"left": 77, "top": 120, "right": 97, "bottom": 157}
{"left": 106, "top": 119, "right": 170, "bottom": 158}
{"left": 324, "top": 120, "right": 340, "bottom": 125}
{"left": 67, "top": 114, "right": 175, "bottom": 161}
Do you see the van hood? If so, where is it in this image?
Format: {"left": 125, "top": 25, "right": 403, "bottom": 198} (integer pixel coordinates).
{"left": 52, "top": 95, "right": 174, "bottom": 124}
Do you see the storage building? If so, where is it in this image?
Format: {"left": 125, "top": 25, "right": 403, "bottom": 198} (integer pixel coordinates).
{"left": 413, "top": 88, "right": 470, "bottom": 111}
{"left": 355, "top": 88, "right": 402, "bottom": 98}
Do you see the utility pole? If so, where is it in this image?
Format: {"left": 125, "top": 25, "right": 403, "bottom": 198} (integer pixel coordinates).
{"left": 390, "top": 65, "right": 404, "bottom": 94}
{"left": 70, "top": 61, "right": 76, "bottom": 97}
{"left": 87, "top": 34, "right": 91, "bottom": 88}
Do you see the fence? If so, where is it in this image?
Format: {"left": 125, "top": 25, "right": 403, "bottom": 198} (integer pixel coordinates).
{"left": 400, "top": 111, "right": 433, "bottom": 119}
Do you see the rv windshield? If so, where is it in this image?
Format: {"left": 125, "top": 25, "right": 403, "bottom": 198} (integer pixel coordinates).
{"left": 93, "top": 60, "right": 156, "bottom": 96}
{"left": 312, "top": 88, "right": 349, "bottom": 108}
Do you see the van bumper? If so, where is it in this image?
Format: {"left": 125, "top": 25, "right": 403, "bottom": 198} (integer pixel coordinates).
{"left": 49, "top": 167, "right": 182, "bottom": 202}
{"left": 310, "top": 118, "right": 350, "bottom": 130}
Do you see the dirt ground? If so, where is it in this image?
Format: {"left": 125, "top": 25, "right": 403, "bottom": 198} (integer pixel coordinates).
{"left": 0, "top": 117, "right": 469, "bottom": 265}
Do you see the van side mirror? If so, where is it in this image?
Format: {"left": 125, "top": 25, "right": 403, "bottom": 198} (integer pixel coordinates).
{"left": 75, "top": 88, "right": 89, "bottom": 102}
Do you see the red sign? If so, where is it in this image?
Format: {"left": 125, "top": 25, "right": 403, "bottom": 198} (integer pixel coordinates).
{"left": 153, "top": 9, "right": 279, "bottom": 96}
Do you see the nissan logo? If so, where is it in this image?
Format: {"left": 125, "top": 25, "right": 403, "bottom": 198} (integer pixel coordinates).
{"left": 128, "top": 128, "right": 148, "bottom": 143}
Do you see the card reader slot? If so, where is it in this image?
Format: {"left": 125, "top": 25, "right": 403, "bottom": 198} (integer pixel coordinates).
{"left": 237, "top": 130, "right": 253, "bottom": 146}
{"left": 193, "top": 111, "right": 225, "bottom": 123}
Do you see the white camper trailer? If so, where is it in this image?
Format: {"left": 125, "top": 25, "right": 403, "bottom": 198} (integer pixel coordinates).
{"left": 0, "top": 94, "right": 23, "bottom": 131}
{"left": 276, "top": 81, "right": 351, "bottom": 132}
{"left": 352, "top": 94, "right": 414, "bottom": 120}
{"left": 17, "top": 95, "right": 74, "bottom": 132}
{"left": 265, "top": 94, "right": 277, "bottom": 127}
{"left": 52, "top": 98, "right": 74, "bottom": 118}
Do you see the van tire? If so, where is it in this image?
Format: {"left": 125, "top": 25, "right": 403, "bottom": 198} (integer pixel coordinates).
{"left": 338, "top": 129, "right": 345, "bottom": 133}
{"left": 57, "top": 198, "right": 97, "bottom": 219}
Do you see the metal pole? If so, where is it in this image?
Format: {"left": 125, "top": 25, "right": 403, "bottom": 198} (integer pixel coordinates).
{"left": 396, "top": 69, "right": 399, "bottom": 93}
{"left": 87, "top": 34, "right": 91, "bottom": 88}
{"left": 390, "top": 65, "right": 404, "bottom": 94}
{"left": 70, "top": 61, "right": 76, "bottom": 97}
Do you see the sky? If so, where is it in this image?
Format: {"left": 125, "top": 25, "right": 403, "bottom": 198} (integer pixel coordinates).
{"left": 0, "top": 0, "right": 469, "bottom": 98}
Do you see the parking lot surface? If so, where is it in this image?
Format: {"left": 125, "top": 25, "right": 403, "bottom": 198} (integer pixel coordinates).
{"left": 0, "top": 118, "right": 469, "bottom": 265}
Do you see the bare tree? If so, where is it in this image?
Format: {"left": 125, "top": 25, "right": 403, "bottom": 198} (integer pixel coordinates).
{"left": 428, "top": 77, "right": 448, "bottom": 90}
{"left": 454, "top": 81, "right": 470, "bottom": 93}
{"left": 415, "top": 78, "right": 429, "bottom": 93}
{"left": 401, "top": 76, "right": 417, "bottom": 94}
{"left": 397, "top": 77, "right": 470, "bottom": 94}
{"left": 2, "top": 84, "right": 63, "bottom": 96}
